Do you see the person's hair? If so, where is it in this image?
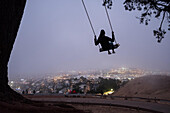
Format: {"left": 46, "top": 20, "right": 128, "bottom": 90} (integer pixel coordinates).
{"left": 99, "top": 29, "right": 105, "bottom": 37}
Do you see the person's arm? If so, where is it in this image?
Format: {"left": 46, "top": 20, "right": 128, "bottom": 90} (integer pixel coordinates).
{"left": 111, "top": 31, "right": 115, "bottom": 42}
{"left": 106, "top": 36, "right": 113, "bottom": 42}
{"left": 106, "top": 32, "right": 115, "bottom": 42}
{"left": 94, "top": 35, "right": 99, "bottom": 46}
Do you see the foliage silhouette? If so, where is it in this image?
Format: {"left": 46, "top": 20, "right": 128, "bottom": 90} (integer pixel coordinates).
{"left": 104, "top": 0, "right": 170, "bottom": 43}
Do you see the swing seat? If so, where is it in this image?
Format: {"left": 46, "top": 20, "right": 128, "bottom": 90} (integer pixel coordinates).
{"left": 99, "top": 43, "right": 120, "bottom": 52}
{"left": 99, "top": 48, "right": 111, "bottom": 52}
{"left": 99, "top": 48, "right": 105, "bottom": 52}
{"left": 114, "top": 43, "right": 120, "bottom": 49}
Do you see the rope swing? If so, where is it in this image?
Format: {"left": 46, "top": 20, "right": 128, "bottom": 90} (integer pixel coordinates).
{"left": 103, "top": 0, "right": 117, "bottom": 44}
{"left": 82, "top": 0, "right": 101, "bottom": 49}
{"left": 81, "top": 0, "right": 119, "bottom": 53}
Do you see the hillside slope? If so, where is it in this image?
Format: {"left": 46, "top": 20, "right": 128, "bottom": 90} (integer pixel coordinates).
{"left": 113, "top": 75, "right": 170, "bottom": 100}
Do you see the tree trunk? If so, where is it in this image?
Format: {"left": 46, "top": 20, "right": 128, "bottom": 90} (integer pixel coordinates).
{"left": 0, "top": 0, "right": 26, "bottom": 94}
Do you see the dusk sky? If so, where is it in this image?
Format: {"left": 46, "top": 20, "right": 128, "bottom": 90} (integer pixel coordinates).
{"left": 8, "top": 0, "right": 170, "bottom": 79}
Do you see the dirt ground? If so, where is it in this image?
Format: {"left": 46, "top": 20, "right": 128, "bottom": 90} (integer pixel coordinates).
{"left": 0, "top": 100, "right": 153, "bottom": 113}
{"left": 0, "top": 101, "right": 84, "bottom": 113}
{"left": 70, "top": 104, "right": 152, "bottom": 113}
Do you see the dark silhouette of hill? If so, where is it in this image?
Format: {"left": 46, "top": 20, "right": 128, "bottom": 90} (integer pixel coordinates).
{"left": 113, "top": 75, "right": 170, "bottom": 100}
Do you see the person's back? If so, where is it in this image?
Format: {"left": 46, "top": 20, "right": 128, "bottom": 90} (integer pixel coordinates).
{"left": 98, "top": 35, "right": 112, "bottom": 50}
{"left": 94, "top": 29, "right": 115, "bottom": 54}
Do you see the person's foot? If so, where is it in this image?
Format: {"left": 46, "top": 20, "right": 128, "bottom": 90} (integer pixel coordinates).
{"left": 112, "top": 50, "right": 115, "bottom": 53}
{"left": 108, "top": 51, "right": 111, "bottom": 55}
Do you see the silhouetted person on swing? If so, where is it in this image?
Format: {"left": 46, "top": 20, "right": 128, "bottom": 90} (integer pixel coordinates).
{"left": 94, "top": 29, "right": 118, "bottom": 55}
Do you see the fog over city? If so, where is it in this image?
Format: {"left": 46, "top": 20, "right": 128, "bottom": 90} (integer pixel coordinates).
{"left": 8, "top": 0, "right": 170, "bottom": 79}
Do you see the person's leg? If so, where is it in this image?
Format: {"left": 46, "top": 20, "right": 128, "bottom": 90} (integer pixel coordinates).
{"left": 112, "top": 49, "right": 115, "bottom": 53}
{"left": 109, "top": 43, "right": 115, "bottom": 53}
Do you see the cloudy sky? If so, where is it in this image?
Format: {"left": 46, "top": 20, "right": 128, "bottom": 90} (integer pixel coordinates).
{"left": 8, "top": 0, "right": 170, "bottom": 78}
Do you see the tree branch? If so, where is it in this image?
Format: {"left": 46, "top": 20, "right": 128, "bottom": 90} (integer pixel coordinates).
{"left": 160, "top": 11, "right": 166, "bottom": 30}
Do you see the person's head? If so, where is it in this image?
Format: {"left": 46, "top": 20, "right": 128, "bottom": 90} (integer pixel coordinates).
{"left": 100, "top": 29, "right": 105, "bottom": 36}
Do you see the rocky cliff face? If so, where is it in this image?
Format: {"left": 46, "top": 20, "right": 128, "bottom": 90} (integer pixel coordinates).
{"left": 0, "top": 0, "right": 26, "bottom": 100}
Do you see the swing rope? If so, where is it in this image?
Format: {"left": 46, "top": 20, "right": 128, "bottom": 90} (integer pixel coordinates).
{"left": 81, "top": 0, "right": 101, "bottom": 49}
{"left": 103, "top": 0, "right": 117, "bottom": 44}
{"left": 82, "top": 0, "right": 119, "bottom": 50}
{"left": 81, "top": 0, "right": 96, "bottom": 37}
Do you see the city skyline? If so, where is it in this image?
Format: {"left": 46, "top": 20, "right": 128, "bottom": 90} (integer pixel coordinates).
{"left": 9, "top": 66, "right": 148, "bottom": 94}
{"left": 8, "top": 0, "right": 170, "bottom": 79}
{"left": 9, "top": 67, "right": 169, "bottom": 81}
